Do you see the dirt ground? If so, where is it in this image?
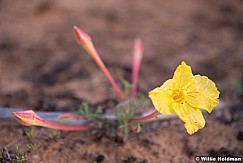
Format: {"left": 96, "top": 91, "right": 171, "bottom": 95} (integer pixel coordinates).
{"left": 0, "top": 0, "right": 243, "bottom": 162}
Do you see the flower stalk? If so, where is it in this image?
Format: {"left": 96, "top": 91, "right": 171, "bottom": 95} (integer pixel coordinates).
{"left": 129, "top": 110, "right": 160, "bottom": 122}
{"left": 73, "top": 26, "right": 124, "bottom": 100}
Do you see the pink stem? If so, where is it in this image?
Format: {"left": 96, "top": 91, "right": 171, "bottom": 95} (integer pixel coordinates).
{"left": 87, "top": 44, "right": 125, "bottom": 100}
{"left": 73, "top": 26, "right": 124, "bottom": 100}
{"left": 131, "top": 38, "right": 144, "bottom": 95}
{"left": 129, "top": 110, "right": 160, "bottom": 122}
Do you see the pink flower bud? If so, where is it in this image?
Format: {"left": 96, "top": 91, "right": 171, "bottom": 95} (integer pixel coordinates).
{"left": 132, "top": 38, "right": 144, "bottom": 95}
{"left": 13, "top": 110, "right": 89, "bottom": 131}
{"left": 73, "top": 26, "right": 91, "bottom": 45}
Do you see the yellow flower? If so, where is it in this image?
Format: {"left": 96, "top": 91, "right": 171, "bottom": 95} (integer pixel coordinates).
{"left": 149, "top": 61, "right": 220, "bottom": 135}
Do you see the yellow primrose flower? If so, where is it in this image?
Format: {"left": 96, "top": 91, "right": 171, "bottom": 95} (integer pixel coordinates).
{"left": 149, "top": 61, "right": 220, "bottom": 135}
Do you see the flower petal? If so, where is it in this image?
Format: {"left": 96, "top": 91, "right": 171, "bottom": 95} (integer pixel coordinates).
{"left": 149, "top": 83, "right": 175, "bottom": 114}
{"left": 187, "top": 75, "right": 220, "bottom": 113}
{"left": 174, "top": 103, "right": 205, "bottom": 135}
{"left": 172, "top": 61, "right": 195, "bottom": 89}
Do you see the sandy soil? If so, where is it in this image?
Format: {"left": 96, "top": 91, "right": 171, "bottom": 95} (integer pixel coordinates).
{"left": 0, "top": 0, "right": 243, "bottom": 162}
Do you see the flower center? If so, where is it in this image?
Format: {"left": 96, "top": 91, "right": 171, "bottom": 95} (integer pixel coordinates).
{"left": 172, "top": 89, "right": 186, "bottom": 104}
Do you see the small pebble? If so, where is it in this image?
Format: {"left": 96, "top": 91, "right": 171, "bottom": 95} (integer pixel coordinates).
{"left": 96, "top": 154, "right": 105, "bottom": 163}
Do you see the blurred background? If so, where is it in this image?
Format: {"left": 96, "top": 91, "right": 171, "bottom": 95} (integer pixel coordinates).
{"left": 0, "top": 1, "right": 243, "bottom": 162}
{"left": 0, "top": 0, "right": 242, "bottom": 109}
